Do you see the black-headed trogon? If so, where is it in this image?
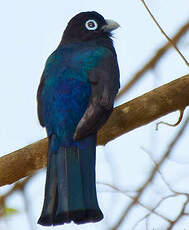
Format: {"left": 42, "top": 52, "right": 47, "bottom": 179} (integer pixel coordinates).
{"left": 37, "top": 11, "right": 120, "bottom": 226}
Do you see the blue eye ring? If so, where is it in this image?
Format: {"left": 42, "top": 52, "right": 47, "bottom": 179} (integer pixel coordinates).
{"left": 85, "top": 19, "right": 98, "bottom": 30}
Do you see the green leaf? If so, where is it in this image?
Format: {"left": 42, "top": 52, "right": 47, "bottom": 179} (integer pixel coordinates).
{"left": 3, "top": 207, "right": 19, "bottom": 217}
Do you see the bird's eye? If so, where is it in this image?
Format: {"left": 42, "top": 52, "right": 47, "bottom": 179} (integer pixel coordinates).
{"left": 85, "top": 20, "right": 98, "bottom": 31}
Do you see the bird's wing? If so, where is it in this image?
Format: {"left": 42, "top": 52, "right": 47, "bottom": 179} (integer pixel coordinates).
{"left": 37, "top": 51, "right": 58, "bottom": 127}
{"left": 37, "top": 72, "right": 46, "bottom": 127}
{"left": 73, "top": 49, "right": 120, "bottom": 140}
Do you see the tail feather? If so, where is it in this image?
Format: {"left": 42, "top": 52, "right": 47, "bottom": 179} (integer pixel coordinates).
{"left": 54, "top": 146, "right": 86, "bottom": 225}
{"left": 38, "top": 135, "right": 103, "bottom": 226}
{"left": 77, "top": 138, "right": 102, "bottom": 223}
{"left": 38, "top": 135, "right": 58, "bottom": 226}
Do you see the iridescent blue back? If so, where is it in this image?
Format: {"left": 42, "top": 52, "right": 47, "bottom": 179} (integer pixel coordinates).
{"left": 39, "top": 43, "right": 107, "bottom": 146}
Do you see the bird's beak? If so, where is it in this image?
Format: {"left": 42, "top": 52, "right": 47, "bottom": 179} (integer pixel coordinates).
{"left": 102, "top": 19, "right": 120, "bottom": 32}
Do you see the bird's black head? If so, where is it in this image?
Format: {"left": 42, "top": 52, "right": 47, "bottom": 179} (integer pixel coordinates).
{"left": 61, "top": 11, "right": 120, "bottom": 45}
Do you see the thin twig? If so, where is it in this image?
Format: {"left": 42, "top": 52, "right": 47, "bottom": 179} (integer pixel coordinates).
{"left": 167, "top": 197, "right": 189, "bottom": 230}
{"left": 140, "top": 0, "right": 189, "bottom": 68}
{"left": 156, "top": 109, "right": 185, "bottom": 130}
{"left": 140, "top": 146, "right": 176, "bottom": 194}
{"left": 22, "top": 190, "right": 37, "bottom": 230}
{"left": 0, "top": 175, "right": 35, "bottom": 218}
{"left": 98, "top": 182, "right": 171, "bottom": 223}
{"left": 111, "top": 115, "right": 189, "bottom": 230}
{"left": 117, "top": 21, "right": 189, "bottom": 98}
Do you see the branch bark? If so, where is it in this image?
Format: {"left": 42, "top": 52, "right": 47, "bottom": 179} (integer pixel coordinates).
{"left": 0, "top": 74, "right": 189, "bottom": 186}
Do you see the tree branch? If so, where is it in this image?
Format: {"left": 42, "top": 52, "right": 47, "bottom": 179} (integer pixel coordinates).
{"left": 0, "top": 74, "right": 189, "bottom": 186}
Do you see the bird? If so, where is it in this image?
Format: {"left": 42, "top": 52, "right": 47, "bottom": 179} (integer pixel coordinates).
{"left": 37, "top": 11, "right": 120, "bottom": 226}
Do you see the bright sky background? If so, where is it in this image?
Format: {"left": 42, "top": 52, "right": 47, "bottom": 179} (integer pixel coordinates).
{"left": 0, "top": 0, "right": 189, "bottom": 230}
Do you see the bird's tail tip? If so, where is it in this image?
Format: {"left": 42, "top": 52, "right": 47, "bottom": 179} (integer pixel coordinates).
{"left": 37, "top": 215, "right": 53, "bottom": 226}
{"left": 38, "top": 209, "right": 103, "bottom": 226}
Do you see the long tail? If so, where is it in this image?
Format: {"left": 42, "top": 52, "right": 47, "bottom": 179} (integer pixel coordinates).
{"left": 38, "top": 134, "right": 103, "bottom": 226}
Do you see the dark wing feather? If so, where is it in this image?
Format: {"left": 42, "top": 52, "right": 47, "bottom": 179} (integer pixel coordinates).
{"left": 37, "top": 72, "right": 46, "bottom": 127}
{"left": 73, "top": 50, "right": 120, "bottom": 140}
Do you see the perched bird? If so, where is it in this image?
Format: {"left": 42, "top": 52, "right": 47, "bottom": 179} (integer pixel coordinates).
{"left": 37, "top": 11, "right": 120, "bottom": 226}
